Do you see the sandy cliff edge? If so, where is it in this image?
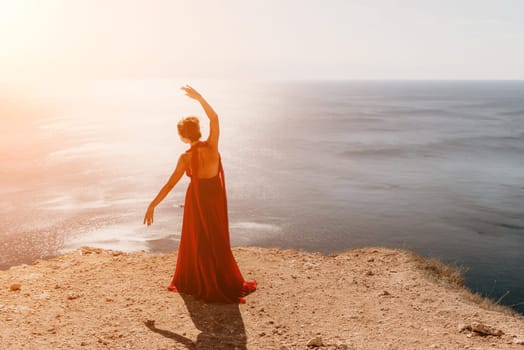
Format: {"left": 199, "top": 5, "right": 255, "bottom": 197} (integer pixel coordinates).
{"left": 1, "top": 246, "right": 524, "bottom": 349}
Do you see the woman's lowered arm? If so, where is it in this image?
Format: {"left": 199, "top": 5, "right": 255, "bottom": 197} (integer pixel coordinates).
{"left": 143, "top": 154, "right": 187, "bottom": 226}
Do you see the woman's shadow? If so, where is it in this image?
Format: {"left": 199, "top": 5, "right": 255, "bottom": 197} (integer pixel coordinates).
{"left": 144, "top": 293, "right": 247, "bottom": 350}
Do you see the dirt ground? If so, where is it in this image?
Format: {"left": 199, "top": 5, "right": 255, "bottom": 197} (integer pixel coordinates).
{"left": 1, "top": 246, "right": 524, "bottom": 349}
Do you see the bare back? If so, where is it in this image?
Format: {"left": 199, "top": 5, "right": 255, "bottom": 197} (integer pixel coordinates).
{"left": 184, "top": 144, "right": 220, "bottom": 179}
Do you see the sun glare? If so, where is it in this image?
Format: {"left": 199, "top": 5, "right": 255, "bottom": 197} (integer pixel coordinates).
{"left": 0, "top": 1, "right": 24, "bottom": 25}
{"left": 0, "top": 0, "right": 61, "bottom": 82}
{"left": 0, "top": 1, "right": 31, "bottom": 52}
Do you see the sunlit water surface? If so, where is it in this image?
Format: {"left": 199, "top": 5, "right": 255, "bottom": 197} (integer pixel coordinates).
{"left": 1, "top": 80, "right": 523, "bottom": 312}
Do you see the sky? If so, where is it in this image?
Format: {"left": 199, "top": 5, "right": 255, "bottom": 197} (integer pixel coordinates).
{"left": 0, "top": 0, "right": 523, "bottom": 81}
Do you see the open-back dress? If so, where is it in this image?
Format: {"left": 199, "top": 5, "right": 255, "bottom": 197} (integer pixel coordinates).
{"left": 168, "top": 141, "right": 256, "bottom": 303}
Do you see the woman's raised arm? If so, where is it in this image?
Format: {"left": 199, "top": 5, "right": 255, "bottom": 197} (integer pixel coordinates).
{"left": 181, "top": 85, "right": 219, "bottom": 149}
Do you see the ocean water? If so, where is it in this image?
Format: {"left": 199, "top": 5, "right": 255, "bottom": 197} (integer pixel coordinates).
{"left": 1, "top": 80, "right": 523, "bottom": 313}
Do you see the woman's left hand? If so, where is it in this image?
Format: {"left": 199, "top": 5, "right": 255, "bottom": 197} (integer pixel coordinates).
{"left": 143, "top": 205, "right": 155, "bottom": 226}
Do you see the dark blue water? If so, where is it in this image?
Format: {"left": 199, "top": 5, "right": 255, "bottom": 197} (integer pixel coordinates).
{"left": 1, "top": 80, "right": 523, "bottom": 313}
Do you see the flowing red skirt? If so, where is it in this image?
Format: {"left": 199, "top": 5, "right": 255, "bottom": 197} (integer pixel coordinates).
{"left": 169, "top": 143, "right": 256, "bottom": 303}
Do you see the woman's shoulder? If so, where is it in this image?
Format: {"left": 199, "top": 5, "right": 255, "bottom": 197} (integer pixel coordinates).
{"left": 180, "top": 152, "right": 191, "bottom": 165}
{"left": 195, "top": 141, "right": 219, "bottom": 153}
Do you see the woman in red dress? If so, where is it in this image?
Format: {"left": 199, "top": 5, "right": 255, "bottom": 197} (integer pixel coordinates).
{"left": 144, "top": 85, "right": 256, "bottom": 304}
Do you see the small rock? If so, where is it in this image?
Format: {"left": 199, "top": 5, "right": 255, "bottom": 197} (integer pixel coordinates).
{"left": 67, "top": 292, "right": 81, "bottom": 300}
{"left": 9, "top": 283, "right": 21, "bottom": 291}
{"left": 458, "top": 323, "right": 471, "bottom": 332}
{"left": 365, "top": 270, "right": 374, "bottom": 276}
{"left": 471, "top": 322, "right": 503, "bottom": 336}
{"left": 513, "top": 337, "right": 524, "bottom": 345}
{"left": 259, "top": 331, "right": 266, "bottom": 337}
{"left": 307, "top": 335, "right": 323, "bottom": 347}
{"left": 378, "top": 290, "right": 391, "bottom": 297}
{"left": 336, "top": 344, "right": 348, "bottom": 350}
{"left": 97, "top": 338, "right": 108, "bottom": 345}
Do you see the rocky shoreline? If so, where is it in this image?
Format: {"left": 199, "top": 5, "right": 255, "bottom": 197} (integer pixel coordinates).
{"left": 1, "top": 246, "right": 524, "bottom": 349}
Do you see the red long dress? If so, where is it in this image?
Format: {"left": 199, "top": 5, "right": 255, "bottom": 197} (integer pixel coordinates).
{"left": 168, "top": 141, "right": 256, "bottom": 303}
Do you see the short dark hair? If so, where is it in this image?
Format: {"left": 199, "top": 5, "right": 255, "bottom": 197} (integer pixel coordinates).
{"left": 177, "top": 116, "right": 201, "bottom": 141}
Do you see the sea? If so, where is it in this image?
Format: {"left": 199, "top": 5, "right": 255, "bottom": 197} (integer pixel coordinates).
{"left": 1, "top": 80, "right": 523, "bottom": 313}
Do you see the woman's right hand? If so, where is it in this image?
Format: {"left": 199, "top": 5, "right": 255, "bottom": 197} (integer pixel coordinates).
{"left": 181, "top": 85, "right": 203, "bottom": 101}
{"left": 143, "top": 205, "right": 155, "bottom": 226}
